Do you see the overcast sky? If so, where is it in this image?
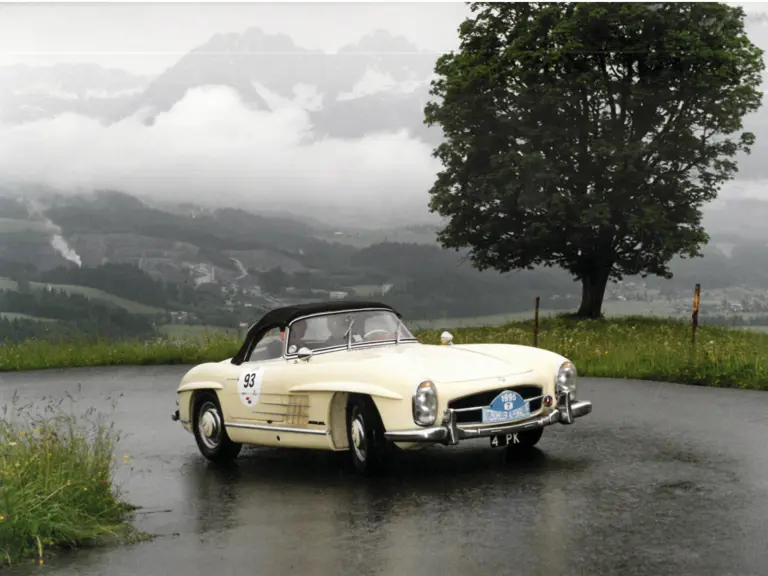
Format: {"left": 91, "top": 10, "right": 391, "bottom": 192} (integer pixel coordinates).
{"left": 0, "top": 2, "right": 471, "bottom": 75}
{"left": 2, "top": 1, "right": 768, "bottom": 225}
{"left": 2, "top": 2, "right": 766, "bottom": 76}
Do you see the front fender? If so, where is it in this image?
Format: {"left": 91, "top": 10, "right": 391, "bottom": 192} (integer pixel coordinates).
{"left": 175, "top": 381, "right": 225, "bottom": 430}
{"left": 177, "top": 381, "right": 224, "bottom": 394}
{"left": 289, "top": 381, "right": 403, "bottom": 400}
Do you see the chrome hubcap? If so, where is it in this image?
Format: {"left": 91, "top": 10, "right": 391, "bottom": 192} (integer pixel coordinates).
{"left": 198, "top": 402, "right": 222, "bottom": 450}
{"left": 351, "top": 412, "right": 367, "bottom": 462}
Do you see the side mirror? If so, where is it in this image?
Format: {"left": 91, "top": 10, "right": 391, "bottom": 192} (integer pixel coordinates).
{"left": 297, "top": 346, "right": 314, "bottom": 361}
{"left": 440, "top": 331, "right": 454, "bottom": 346}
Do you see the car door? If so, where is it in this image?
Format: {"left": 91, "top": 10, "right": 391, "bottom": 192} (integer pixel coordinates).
{"left": 226, "top": 327, "right": 292, "bottom": 424}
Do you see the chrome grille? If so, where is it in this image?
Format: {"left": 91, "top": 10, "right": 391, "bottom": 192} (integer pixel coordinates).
{"left": 448, "top": 385, "right": 543, "bottom": 424}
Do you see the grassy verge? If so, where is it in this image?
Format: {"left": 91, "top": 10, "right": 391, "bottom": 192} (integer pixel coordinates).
{"left": 0, "top": 316, "right": 766, "bottom": 389}
{"left": 419, "top": 315, "right": 768, "bottom": 390}
{"left": 0, "top": 397, "right": 142, "bottom": 568}
{"left": 0, "top": 332, "right": 239, "bottom": 372}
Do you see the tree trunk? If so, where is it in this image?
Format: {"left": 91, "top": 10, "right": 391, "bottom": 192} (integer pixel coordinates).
{"left": 576, "top": 269, "right": 610, "bottom": 319}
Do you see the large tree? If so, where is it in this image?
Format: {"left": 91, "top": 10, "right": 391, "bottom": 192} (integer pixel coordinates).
{"left": 424, "top": 2, "right": 764, "bottom": 318}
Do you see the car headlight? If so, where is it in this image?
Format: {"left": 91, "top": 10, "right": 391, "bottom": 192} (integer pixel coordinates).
{"left": 412, "top": 380, "right": 438, "bottom": 426}
{"left": 556, "top": 361, "right": 577, "bottom": 400}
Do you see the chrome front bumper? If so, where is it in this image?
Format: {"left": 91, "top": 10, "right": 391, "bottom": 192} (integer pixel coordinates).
{"left": 384, "top": 393, "right": 592, "bottom": 446}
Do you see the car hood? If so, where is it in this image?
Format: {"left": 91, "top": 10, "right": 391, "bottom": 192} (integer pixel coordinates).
{"left": 324, "top": 343, "right": 532, "bottom": 384}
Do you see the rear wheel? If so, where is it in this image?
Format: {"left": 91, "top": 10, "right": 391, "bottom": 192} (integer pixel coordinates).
{"left": 193, "top": 392, "right": 242, "bottom": 464}
{"left": 346, "top": 395, "right": 392, "bottom": 476}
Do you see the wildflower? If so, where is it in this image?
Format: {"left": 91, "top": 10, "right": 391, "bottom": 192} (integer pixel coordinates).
{"left": 83, "top": 487, "right": 88, "bottom": 492}
{"left": 0, "top": 514, "right": 5, "bottom": 521}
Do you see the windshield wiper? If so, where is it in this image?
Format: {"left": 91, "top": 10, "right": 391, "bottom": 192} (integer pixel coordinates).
{"left": 396, "top": 318, "right": 405, "bottom": 345}
{"left": 344, "top": 318, "right": 355, "bottom": 350}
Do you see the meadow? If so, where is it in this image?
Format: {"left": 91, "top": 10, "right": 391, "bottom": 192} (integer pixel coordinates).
{"left": 0, "top": 396, "right": 143, "bottom": 568}
{"left": 0, "top": 276, "right": 163, "bottom": 315}
{"left": 1, "top": 315, "right": 766, "bottom": 390}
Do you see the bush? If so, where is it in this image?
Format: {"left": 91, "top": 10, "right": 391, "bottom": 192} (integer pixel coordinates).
{"left": 0, "top": 395, "right": 139, "bottom": 567}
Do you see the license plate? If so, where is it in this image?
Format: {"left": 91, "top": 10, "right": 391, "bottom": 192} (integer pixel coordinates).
{"left": 481, "top": 389, "right": 531, "bottom": 424}
{"left": 490, "top": 432, "right": 521, "bottom": 448}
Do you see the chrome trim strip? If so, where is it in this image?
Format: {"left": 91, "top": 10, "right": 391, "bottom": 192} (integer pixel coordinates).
{"left": 225, "top": 422, "right": 329, "bottom": 436}
{"left": 284, "top": 338, "right": 421, "bottom": 360}
{"left": 261, "top": 401, "right": 310, "bottom": 408}
{"left": 247, "top": 410, "right": 296, "bottom": 417}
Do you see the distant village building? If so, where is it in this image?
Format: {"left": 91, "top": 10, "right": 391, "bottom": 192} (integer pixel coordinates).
{"left": 329, "top": 291, "right": 348, "bottom": 300}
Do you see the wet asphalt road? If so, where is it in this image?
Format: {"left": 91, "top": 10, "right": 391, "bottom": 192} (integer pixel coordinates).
{"left": 1, "top": 366, "right": 767, "bottom": 576}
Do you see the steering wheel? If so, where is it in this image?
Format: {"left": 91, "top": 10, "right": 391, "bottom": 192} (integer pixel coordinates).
{"left": 364, "top": 328, "right": 392, "bottom": 340}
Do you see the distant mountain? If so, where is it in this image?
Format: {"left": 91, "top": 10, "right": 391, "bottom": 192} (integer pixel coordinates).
{"left": 0, "top": 29, "right": 442, "bottom": 144}
{"left": 702, "top": 198, "right": 768, "bottom": 242}
{"left": 0, "top": 63, "right": 150, "bottom": 125}
{"left": 127, "top": 28, "right": 441, "bottom": 142}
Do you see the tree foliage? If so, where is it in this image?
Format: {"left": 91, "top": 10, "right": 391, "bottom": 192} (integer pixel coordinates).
{"left": 424, "top": 2, "right": 765, "bottom": 317}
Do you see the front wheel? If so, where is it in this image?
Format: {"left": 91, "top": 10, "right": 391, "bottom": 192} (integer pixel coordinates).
{"left": 346, "top": 395, "right": 392, "bottom": 476}
{"left": 193, "top": 392, "right": 242, "bottom": 464}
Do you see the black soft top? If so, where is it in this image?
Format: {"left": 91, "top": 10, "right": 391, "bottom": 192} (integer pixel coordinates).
{"left": 231, "top": 300, "right": 398, "bottom": 365}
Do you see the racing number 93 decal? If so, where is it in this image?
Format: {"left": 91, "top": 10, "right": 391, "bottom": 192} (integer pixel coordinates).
{"left": 238, "top": 366, "right": 265, "bottom": 406}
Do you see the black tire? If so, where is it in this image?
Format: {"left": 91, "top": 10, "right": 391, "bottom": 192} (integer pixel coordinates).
{"left": 505, "top": 428, "right": 544, "bottom": 452}
{"left": 193, "top": 392, "right": 242, "bottom": 464}
{"left": 346, "top": 395, "right": 392, "bottom": 476}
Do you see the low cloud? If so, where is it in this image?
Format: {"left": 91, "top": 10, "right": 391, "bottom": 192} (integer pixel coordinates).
{"left": 0, "top": 85, "right": 442, "bottom": 226}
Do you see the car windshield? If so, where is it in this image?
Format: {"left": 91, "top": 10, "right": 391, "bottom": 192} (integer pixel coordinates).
{"left": 286, "top": 309, "right": 416, "bottom": 354}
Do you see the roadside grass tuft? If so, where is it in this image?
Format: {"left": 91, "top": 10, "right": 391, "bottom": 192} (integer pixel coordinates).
{"left": 0, "top": 316, "right": 766, "bottom": 389}
{"left": 0, "top": 395, "right": 141, "bottom": 568}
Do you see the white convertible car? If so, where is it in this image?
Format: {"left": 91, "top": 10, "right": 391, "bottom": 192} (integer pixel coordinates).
{"left": 172, "top": 301, "right": 592, "bottom": 475}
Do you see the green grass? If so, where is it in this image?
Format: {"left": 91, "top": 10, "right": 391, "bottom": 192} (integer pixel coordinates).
{"left": 742, "top": 325, "right": 768, "bottom": 333}
{"left": 0, "top": 313, "right": 56, "bottom": 323}
{"left": 0, "top": 397, "right": 142, "bottom": 568}
{"left": 0, "top": 277, "right": 164, "bottom": 315}
{"left": 418, "top": 315, "right": 768, "bottom": 390}
{"left": 1, "top": 315, "right": 767, "bottom": 389}
{"left": 158, "top": 324, "right": 236, "bottom": 341}
{"left": 409, "top": 300, "right": 684, "bottom": 330}
{"left": 350, "top": 284, "right": 384, "bottom": 297}
{"left": 28, "top": 282, "right": 163, "bottom": 315}
{"left": 0, "top": 278, "right": 18, "bottom": 291}
{"left": 0, "top": 334, "right": 240, "bottom": 372}
{"left": 0, "top": 218, "right": 50, "bottom": 235}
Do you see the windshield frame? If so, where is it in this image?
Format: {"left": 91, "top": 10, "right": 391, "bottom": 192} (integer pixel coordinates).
{"left": 284, "top": 306, "right": 419, "bottom": 358}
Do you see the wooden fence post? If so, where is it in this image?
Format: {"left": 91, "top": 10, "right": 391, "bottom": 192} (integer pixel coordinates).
{"left": 691, "top": 283, "right": 700, "bottom": 346}
{"left": 533, "top": 296, "right": 540, "bottom": 347}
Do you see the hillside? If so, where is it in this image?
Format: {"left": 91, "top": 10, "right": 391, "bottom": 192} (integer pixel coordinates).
{"left": 2, "top": 189, "right": 768, "bottom": 344}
